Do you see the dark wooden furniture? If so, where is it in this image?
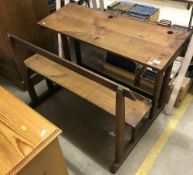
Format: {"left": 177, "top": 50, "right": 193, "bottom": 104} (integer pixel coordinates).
{"left": 39, "top": 3, "right": 190, "bottom": 118}
{"left": 0, "top": 0, "right": 56, "bottom": 88}
{"left": 39, "top": 4, "right": 189, "bottom": 71}
{"left": 9, "top": 3, "right": 190, "bottom": 173}
{"left": 0, "top": 86, "right": 69, "bottom": 175}
{"left": 25, "top": 54, "right": 151, "bottom": 128}
{"left": 24, "top": 53, "right": 151, "bottom": 173}
{"left": 8, "top": 33, "right": 151, "bottom": 173}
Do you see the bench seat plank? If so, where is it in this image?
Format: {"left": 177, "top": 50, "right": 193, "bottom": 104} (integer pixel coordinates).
{"left": 25, "top": 54, "right": 151, "bottom": 127}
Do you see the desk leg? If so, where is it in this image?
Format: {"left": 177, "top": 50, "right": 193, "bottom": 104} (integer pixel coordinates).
{"left": 115, "top": 88, "right": 125, "bottom": 164}
{"left": 188, "top": 3, "right": 191, "bottom": 10}
{"left": 159, "top": 65, "right": 173, "bottom": 107}
{"left": 61, "top": 35, "right": 71, "bottom": 61}
{"left": 73, "top": 39, "right": 82, "bottom": 65}
{"left": 150, "top": 71, "right": 164, "bottom": 119}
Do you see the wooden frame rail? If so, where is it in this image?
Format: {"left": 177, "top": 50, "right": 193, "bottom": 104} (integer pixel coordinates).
{"left": 8, "top": 34, "right": 153, "bottom": 99}
{"left": 8, "top": 34, "right": 152, "bottom": 100}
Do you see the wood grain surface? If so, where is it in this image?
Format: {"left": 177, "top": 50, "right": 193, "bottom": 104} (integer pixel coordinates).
{"left": 0, "top": 0, "right": 56, "bottom": 88}
{"left": 25, "top": 54, "right": 151, "bottom": 128}
{"left": 0, "top": 87, "right": 61, "bottom": 175}
{"left": 39, "top": 3, "right": 190, "bottom": 70}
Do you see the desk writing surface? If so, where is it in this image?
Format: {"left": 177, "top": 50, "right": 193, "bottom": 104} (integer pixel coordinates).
{"left": 39, "top": 3, "right": 190, "bottom": 70}
{"left": 0, "top": 87, "right": 61, "bottom": 175}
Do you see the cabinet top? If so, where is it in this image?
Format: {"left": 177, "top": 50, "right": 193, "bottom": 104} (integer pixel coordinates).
{"left": 0, "top": 87, "right": 61, "bottom": 175}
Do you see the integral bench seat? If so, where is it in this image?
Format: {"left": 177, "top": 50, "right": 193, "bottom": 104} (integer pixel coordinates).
{"left": 24, "top": 54, "right": 151, "bottom": 128}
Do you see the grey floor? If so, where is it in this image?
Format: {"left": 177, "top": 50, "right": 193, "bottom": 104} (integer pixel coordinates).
{"left": 1, "top": 1, "right": 193, "bottom": 175}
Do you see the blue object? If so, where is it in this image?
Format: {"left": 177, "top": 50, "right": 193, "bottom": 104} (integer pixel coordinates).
{"left": 129, "top": 4, "right": 158, "bottom": 16}
{"left": 106, "top": 53, "right": 137, "bottom": 73}
{"left": 143, "top": 70, "right": 156, "bottom": 81}
{"left": 129, "top": 13, "right": 147, "bottom": 20}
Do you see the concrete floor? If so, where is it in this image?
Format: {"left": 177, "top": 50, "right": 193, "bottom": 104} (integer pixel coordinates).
{"left": 1, "top": 1, "right": 193, "bottom": 175}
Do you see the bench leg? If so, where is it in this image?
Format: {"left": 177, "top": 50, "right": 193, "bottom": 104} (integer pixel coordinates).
{"left": 46, "top": 79, "right": 54, "bottom": 91}
{"left": 24, "top": 68, "right": 38, "bottom": 105}
{"left": 158, "top": 64, "right": 173, "bottom": 107}
{"left": 115, "top": 88, "right": 125, "bottom": 164}
{"left": 111, "top": 87, "right": 126, "bottom": 173}
{"left": 188, "top": 3, "right": 191, "bottom": 10}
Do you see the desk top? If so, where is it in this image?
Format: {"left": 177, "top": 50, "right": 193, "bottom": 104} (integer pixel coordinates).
{"left": 0, "top": 87, "right": 61, "bottom": 175}
{"left": 39, "top": 4, "right": 190, "bottom": 70}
